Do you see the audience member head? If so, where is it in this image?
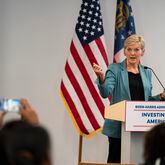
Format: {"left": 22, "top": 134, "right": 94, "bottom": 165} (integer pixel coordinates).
{"left": 0, "top": 120, "right": 51, "bottom": 165}
{"left": 143, "top": 122, "right": 165, "bottom": 165}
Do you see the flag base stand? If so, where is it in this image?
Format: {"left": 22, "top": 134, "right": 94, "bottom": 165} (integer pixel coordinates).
{"left": 78, "top": 135, "right": 136, "bottom": 165}
{"left": 78, "top": 135, "right": 108, "bottom": 165}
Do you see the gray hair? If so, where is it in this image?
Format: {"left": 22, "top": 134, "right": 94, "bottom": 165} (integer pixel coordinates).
{"left": 124, "top": 34, "right": 145, "bottom": 50}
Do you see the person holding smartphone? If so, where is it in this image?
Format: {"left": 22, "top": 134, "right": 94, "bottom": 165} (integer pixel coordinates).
{"left": 0, "top": 99, "right": 52, "bottom": 165}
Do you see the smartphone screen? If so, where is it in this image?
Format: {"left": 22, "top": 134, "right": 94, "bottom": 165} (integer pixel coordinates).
{"left": 0, "top": 99, "right": 21, "bottom": 112}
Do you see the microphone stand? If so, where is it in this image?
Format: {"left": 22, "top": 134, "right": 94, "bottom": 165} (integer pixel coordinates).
{"left": 144, "top": 66, "right": 165, "bottom": 90}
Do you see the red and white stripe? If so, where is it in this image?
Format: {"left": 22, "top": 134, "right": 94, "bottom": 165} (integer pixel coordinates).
{"left": 61, "top": 33, "right": 109, "bottom": 135}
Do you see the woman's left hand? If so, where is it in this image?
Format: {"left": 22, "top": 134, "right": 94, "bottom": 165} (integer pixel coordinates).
{"left": 160, "top": 90, "right": 165, "bottom": 100}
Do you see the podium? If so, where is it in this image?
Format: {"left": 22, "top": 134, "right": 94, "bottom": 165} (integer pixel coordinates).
{"left": 104, "top": 100, "right": 165, "bottom": 164}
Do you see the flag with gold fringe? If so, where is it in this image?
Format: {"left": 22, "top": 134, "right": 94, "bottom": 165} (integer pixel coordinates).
{"left": 60, "top": 0, "right": 109, "bottom": 136}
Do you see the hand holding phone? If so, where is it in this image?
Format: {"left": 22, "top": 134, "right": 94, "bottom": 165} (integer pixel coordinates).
{"left": 20, "top": 99, "right": 39, "bottom": 125}
{"left": 0, "top": 98, "right": 39, "bottom": 125}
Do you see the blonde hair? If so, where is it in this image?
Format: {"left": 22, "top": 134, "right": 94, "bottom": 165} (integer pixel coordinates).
{"left": 124, "top": 34, "right": 145, "bottom": 50}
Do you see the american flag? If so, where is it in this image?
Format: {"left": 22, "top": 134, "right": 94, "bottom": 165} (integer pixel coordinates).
{"left": 60, "top": 0, "right": 109, "bottom": 136}
{"left": 114, "top": 0, "right": 136, "bottom": 63}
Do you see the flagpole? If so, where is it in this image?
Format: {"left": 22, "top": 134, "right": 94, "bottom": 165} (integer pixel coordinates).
{"left": 78, "top": 135, "right": 83, "bottom": 165}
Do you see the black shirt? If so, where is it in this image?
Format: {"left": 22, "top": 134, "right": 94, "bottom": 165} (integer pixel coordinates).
{"left": 128, "top": 72, "right": 145, "bottom": 101}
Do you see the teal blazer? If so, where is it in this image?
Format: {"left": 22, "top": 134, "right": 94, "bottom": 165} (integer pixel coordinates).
{"left": 96, "top": 60, "right": 161, "bottom": 138}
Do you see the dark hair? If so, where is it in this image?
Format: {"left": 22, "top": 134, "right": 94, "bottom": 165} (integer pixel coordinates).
{"left": 143, "top": 122, "right": 165, "bottom": 163}
{"left": 0, "top": 120, "right": 51, "bottom": 165}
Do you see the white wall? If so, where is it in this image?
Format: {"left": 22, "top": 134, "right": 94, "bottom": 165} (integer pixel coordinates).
{"left": 0, "top": 0, "right": 165, "bottom": 165}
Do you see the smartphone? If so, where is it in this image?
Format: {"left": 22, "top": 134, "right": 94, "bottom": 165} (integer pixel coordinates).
{"left": 0, "top": 98, "right": 21, "bottom": 112}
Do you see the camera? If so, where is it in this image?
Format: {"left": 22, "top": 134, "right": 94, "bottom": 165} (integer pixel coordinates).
{"left": 0, "top": 98, "right": 21, "bottom": 112}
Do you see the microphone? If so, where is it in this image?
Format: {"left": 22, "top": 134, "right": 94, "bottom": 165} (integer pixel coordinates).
{"left": 144, "top": 66, "right": 165, "bottom": 90}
